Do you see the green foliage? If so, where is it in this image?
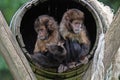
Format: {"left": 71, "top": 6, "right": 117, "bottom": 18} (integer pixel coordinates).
{"left": 0, "top": 69, "right": 14, "bottom": 80}
{"left": 99, "top": 0, "right": 120, "bottom": 13}
{"left": 0, "top": 0, "right": 28, "bottom": 79}
{"left": 0, "top": 54, "right": 14, "bottom": 80}
{"left": 0, "top": 0, "right": 28, "bottom": 24}
{"left": 0, "top": 55, "right": 7, "bottom": 69}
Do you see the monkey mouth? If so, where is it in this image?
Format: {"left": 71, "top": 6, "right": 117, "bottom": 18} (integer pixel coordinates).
{"left": 37, "top": 34, "right": 49, "bottom": 40}
{"left": 74, "top": 29, "right": 80, "bottom": 34}
{"left": 37, "top": 36, "right": 46, "bottom": 40}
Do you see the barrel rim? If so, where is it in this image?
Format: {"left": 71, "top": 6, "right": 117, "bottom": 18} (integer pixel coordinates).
{"left": 10, "top": 0, "right": 104, "bottom": 79}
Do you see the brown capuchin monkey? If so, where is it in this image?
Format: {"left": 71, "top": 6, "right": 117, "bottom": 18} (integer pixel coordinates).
{"left": 58, "top": 9, "right": 90, "bottom": 72}
{"left": 34, "top": 15, "right": 59, "bottom": 53}
{"left": 31, "top": 15, "right": 66, "bottom": 69}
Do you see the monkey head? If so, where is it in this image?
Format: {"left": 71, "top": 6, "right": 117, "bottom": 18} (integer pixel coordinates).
{"left": 34, "top": 15, "right": 59, "bottom": 53}
{"left": 46, "top": 42, "right": 67, "bottom": 63}
{"left": 61, "top": 9, "right": 84, "bottom": 34}
{"left": 60, "top": 9, "right": 90, "bottom": 45}
{"left": 34, "top": 15, "right": 58, "bottom": 40}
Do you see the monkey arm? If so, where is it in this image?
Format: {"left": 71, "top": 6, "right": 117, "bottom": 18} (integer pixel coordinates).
{"left": 46, "top": 44, "right": 67, "bottom": 63}
{"left": 79, "top": 43, "right": 90, "bottom": 60}
{"left": 31, "top": 53, "right": 60, "bottom": 68}
{"left": 63, "top": 39, "right": 90, "bottom": 62}
{"left": 33, "top": 41, "right": 40, "bottom": 53}
{"left": 34, "top": 40, "right": 48, "bottom": 53}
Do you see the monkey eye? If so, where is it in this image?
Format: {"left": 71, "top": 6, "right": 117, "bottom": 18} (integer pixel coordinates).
{"left": 36, "top": 29, "right": 40, "bottom": 32}
{"left": 39, "top": 29, "right": 44, "bottom": 32}
{"left": 72, "top": 21, "right": 80, "bottom": 25}
{"left": 75, "top": 22, "right": 81, "bottom": 24}
{"left": 72, "top": 23, "right": 80, "bottom": 26}
{"left": 37, "top": 28, "right": 44, "bottom": 32}
{"left": 40, "top": 29, "right": 44, "bottom": 31}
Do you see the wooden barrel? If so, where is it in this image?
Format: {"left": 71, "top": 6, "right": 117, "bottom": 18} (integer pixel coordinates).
{"left": 10, "top": 0, "right": 107, "bottom": 79}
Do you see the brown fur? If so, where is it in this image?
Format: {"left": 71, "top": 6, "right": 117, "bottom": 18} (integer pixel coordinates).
{"left": 59, "top": 9, "right": 90, "bottom": 45}
{"left": 34, "top": 15, "right": 59, "bottom": 53}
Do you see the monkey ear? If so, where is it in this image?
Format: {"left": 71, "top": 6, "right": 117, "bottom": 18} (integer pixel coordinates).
{"left": 48, "top": 20, "right": 58, "bottom": 32}
{"left": 81, "top": 24, "right": 86, "bottom": 30}
{"left": 57, "top": 41, "right": 64, "bottom": 47}
{"left": 65, "top": 16, "right": 69, "bottom": 21}
{"left": 65, "top": 20, "right": 73, "bottom": 32}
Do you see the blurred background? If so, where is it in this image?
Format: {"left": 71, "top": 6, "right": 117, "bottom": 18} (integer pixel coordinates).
{"left": 0, "top": 0, "right": 120, "bottom": 80}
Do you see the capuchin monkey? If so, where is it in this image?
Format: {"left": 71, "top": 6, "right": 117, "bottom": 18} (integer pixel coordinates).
{"left": 58, "top": 9, "right": 90, "bottom": 72}
{"left": 31, "top": 15, "right": 66, "bottom": 69}
{"left": 33, "top": 15, "right": 59, "bottom": 53}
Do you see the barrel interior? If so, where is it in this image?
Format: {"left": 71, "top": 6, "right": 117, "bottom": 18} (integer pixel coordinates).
{"left": 20, "top": 0, "right": 97, "bottom": 55}
{"left": 18, "top": 0, "right": 99, "bottom": 79}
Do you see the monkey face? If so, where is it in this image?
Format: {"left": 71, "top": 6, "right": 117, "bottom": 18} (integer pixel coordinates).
{"left": 34, "top": 15, "right": 58, "bottom": 41}
{"left": 71, "top": 20, "right": 82, "bottom": 34}
{"left": 36, "top": 26, "right": 48, "bottom": 40}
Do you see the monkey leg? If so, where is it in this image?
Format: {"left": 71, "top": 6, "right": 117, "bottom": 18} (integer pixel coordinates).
{"left": 31, "top": 53, "right": 60, "bottom": 68}
{"left": 58, "top": 64, "right": 68, "bottom": 73}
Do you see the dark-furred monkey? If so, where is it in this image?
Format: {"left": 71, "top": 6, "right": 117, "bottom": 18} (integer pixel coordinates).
{"left": 59, "top": 9, "right": 90, "bottom": 72}
{"left": 32, "top": 15, "right": 66, "bottom": 68}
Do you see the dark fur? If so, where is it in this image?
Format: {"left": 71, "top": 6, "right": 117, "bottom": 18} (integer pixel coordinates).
{"left": 34, "top": 15, "right": 59, "bottom": 53}
{"left": 60, "top": 9, "right": 90, "bottom": 64}
{"left": 32, "top": 15, "right": 66, "bottom": 68}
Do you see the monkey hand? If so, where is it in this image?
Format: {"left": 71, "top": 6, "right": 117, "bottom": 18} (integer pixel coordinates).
{"left": 80, "top": 56, "right": 88, "bottom": 64}
{"left": 58, "top": 64, "right": 68, "bottom": 73}
{"left": 58, "top": 41, "right": 64, "bottom": 48}
{"left": 68, "top": 62, "right": 76, "bottom": 68}
{"left": 41, "top": 47, "right": 48, "bottom": 53}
